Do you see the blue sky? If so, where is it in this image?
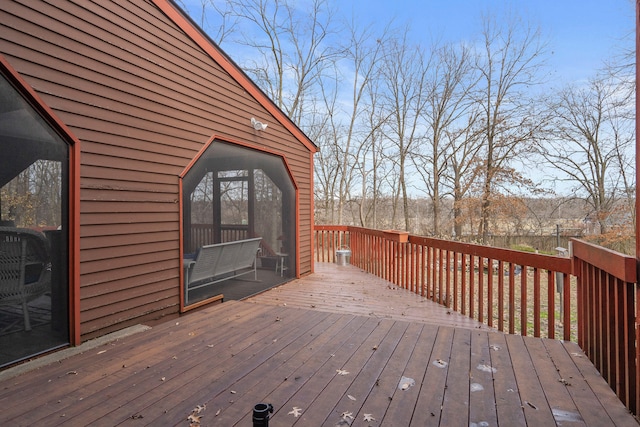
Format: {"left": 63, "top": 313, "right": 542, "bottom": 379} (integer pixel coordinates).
{"left": 182, "top": 0, "right": 634, "bottom": 85}
{"left": 337, "top": 0, "right": 634, "bottom": 84}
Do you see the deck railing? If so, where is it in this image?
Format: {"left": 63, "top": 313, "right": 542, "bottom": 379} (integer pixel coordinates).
{"left": 572, "top": 239, "right": 639, "bottom": 415}
{"left": 314, "top": 225, "right": 639, "bottom": 416}
{"left": 315, "top": 225, "right": 573, "bottom": 339}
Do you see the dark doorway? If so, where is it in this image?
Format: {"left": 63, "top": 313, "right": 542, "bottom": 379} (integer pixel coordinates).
{"left": 0, "top": 72, "right": 70, "bottom": 368}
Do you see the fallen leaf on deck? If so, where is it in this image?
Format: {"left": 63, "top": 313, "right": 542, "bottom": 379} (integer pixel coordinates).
{"left": 66, "top": 371, "right": 78, "bottom": 375}
{"left": 341, "top": 411, "right": 353, "bottom": 420}
{"left": 477, "top": 364, "right": 496, "bottom": 373}
{"left": 398, "top": 376, "right": 415, "bottom": 390}
{"left": 288, "top": 407, "right": 303, "bottom": 417}
{"left": 97, "top": 350, "right": 107, "bottom": 355}
{"left": 347, "top": 395, "right": 356, "bottom": 401}
{"left": 489, "top": 345, "right": 501, "bottom": 351}
{"left": 336, "top": 369, "right": 350, "bottom": 376}
{"left": 187, "top": 404, "right": 206, "bottom": 426}
{"left": 470, "top": 383, "right": 484, "bottom": 392}
{"left": 187, "top": 413, "right": 201, "bottom": 425}
{"left": 363, "top": 413, "right": 376, "bottom": 422}
{"left": 525, "top": 401, "right": 538, "bottom": 410}
{"left": 161, "top": 377, "right": 166, "bottom": 381}
{"left": 433, "top": 359, "right": 448, "bottom": 368}
{"left": 552, "top": 408, "right": 583, "bottom": 423}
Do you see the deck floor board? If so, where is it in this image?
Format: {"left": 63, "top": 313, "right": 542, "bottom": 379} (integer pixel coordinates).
{"left": 122, "top": 308, "right": 329, "bottom": 427}
{"left": 404, "top": 326, "right": 453, "bottom": 425}
{"left": 507, "top": 334, "right": 557, "bottom": 426}
{"left": 356, "top": 322, "right": 424, "bottom": 426}
{"left": 439, "top": 328, "right": 472, "bottom": 426}
{"left": 248, "top": 263, "right": 492, "bottom": 330}
{"left": 381, "top": 323, "right": 438, "bottom": 425}
{"left": 0, "top": 263, "right": 636, "bottom": 426}
{"left": 488, "top": 333, "right": 527, "bottom": 426}
{"left": 212, "top": 313, "right": 367, "bottom": 424}
{"left": 0, "top": 300, "right": 272, "bottom": 424}
{"left": 469, "top": 330, "right": 498, "bottom": 427}
{"left": 51, "top": 303, "right": 296, "bottom": 426}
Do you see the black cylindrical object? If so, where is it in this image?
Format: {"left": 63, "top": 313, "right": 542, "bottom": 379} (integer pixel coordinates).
{"left": 253, "top": 403, "right": 274, "bottom": 427}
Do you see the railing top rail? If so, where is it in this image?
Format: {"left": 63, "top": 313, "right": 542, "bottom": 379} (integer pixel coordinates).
{"left": 314, "top": 225, "right": 349, "bottom": 232}
{"left": 191, "top": 224, "right": 249, "bottom": 230}
{"left": 571, "top": 238, "right": 637, "bottom": 283}
{"left": 409, "top": 234, "right": 572, "bottom": 273}
{"left": 315, "top": 225, "right": 571, "bottom": 274}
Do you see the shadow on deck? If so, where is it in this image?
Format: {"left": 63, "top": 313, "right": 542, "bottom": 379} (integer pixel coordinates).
{"left": 0, "top": 263, "right": 636, "bottom": 426}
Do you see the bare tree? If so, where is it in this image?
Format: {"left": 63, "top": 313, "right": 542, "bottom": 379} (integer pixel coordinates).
{"left": 221, "top": 0, "right": 341, "bottom": 126}
{"left": 413, "top": 41, "right": 476, "bottom": 236}
{"left": 446, "top": 111, "right": 484, "bottom": 238}
{"left": 359, "top": 82, "right": 392, "bottom": 228}
{"left": 311, "top": 88, "right": 341, "bottom": 223}
{"left": 473, "top": 13, "right": 547, "bottom": 243}
{"left": 541, "top": 73, "right": 634, "bottom": 234}
{"left": 181, "top": 0, "right": 239, "bottom": 44}
{"left": 332, "top": 20, "right": 390, "bottom": 224}
{"left": 379, "top": 30, "right": 431, "bottom": 231}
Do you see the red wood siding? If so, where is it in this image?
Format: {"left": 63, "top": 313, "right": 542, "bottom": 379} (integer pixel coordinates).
{"left": 0, "top": 0, "right": 314, "bottom": 340}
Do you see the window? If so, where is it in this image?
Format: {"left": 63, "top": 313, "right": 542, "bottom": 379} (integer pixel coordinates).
{"left": 0, "top": 72, "right": 70, "bottom": 367}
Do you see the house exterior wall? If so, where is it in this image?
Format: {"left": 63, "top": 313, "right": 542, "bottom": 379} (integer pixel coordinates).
{"left": 0, "top": 0, "right": 314, "bottom": 340}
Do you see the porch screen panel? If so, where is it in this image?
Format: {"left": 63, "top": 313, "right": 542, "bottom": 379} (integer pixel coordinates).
{"left": 182, "top": 141, "right": 296, "bottom": 306}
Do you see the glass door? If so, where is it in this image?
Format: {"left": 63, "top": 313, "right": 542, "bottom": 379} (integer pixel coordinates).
{"left": 0, "top": 73, "right": 70, "bottom": 368}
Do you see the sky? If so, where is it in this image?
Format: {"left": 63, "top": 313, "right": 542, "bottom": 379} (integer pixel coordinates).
{"left": 337, "top": 0, "right": 634, "bottom": 85}
{"left": 182, "top": 0, "right": 635, "bottom": 86}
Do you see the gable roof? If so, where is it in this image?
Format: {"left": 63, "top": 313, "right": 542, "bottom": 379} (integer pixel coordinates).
{"left": 152, "top": 0, "right": 318, "bottom": 153}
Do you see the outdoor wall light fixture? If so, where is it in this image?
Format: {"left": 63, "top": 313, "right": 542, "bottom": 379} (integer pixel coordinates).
{"left": 251, "top": 117, "right": 268, "bottom": 131}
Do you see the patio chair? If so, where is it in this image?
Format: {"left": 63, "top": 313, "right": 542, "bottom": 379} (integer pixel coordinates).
{"left": 0, "top": 227, "right": 51, "bottom": 331}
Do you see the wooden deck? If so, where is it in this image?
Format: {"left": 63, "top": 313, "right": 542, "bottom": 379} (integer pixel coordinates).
{"left": 248, "top": 263, "right": 492, "bottom": 330}
{"left": 0, "top": 264, "right": 637, "bottom": 426}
